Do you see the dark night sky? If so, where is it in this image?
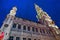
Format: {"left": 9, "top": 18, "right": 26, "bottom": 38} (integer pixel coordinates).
{"left": 0, "top": 0, "right": 60, "bottom": 28}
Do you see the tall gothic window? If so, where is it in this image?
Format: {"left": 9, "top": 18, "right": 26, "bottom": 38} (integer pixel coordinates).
{"left": 28, "top": 27, "right": 30, "bottom": 31}
{"left": 38, "top": 39, "right": 40, "bottom": 40}
{"left": 16, "top": 37, "right": 20, "bottom": 40}
{"left": 23, "top": 26, "right": 26, "bottom": 30}
{"left": 46, "top": 30, "right": 51, "bottom": 34}
{"left": 23, "top": 38, "right": 26, "bottom": 40}
{"left": 40, "top": 29, "right": 42, "bottom": 33}
{"left": 18, "top": 24, "right": 21, "bottom": 29}
{"left": 13, "top": 23, "right": 16, "bottom": 28}
{"left": 34, "top": 39, "right": 36, "bottom": 40}
{"left": 40, "top": 29, "right": 45, "bottom": 34}
{"left": 42, "top": 29, "right": 45, "bottom": 33}
{"left": 28, "top": 38, "right": 31, "bottom": 40}
{"left": 9, "top": 36, "right": 14, "bottom": 40}
{"left": 32, "top": 27, "right": 35, "bottom": 32}
{"left": 36, "top": 28, "right": 38, "bottom": 32}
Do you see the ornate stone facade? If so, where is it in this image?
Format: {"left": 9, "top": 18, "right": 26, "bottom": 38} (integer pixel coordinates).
{"left": 0, "top": 4, "right": 60, "bottom": 40}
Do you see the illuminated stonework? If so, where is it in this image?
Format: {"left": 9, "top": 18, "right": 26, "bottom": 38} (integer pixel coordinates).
{"left": 35, "top": 4, "right": 58, "bottom": 29}
{"left": 0, "top": 4, "right": 60, "bottom": 40}
{"left": 9, "top": 7, "right": 17, "bottom": 16}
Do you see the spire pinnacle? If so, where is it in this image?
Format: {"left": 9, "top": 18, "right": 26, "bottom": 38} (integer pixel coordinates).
{"left": 35, "top": 4, "right": 59, "bottom": 28}
{"left": 35, "top": 4, "right": 43, "bottom": 21}
{"left": 35, "top": 4, "right": 51, "bottom": 21}
{"left": 9, "top": 7, "right": 17, "bottom": 16}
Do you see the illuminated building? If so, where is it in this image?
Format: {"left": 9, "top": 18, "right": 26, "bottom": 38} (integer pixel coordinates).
{"left": 0, "top": 4, "right": 60, "bottom": 40}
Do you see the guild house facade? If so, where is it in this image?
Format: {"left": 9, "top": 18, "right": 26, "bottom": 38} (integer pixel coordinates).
{"left": 0, "top": 4, "right": 60, "bottom": 40}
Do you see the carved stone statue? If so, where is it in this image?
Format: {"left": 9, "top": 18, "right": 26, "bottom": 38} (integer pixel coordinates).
{"left": 9, "top": 7, "right": 17, "bottom": 16}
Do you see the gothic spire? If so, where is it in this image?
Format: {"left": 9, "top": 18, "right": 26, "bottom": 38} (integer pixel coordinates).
{"left": 34, "top": 4, "right": 43, "bottom": 21}
{"left": 35, "top": 4, "right": 58, "bottom": 28}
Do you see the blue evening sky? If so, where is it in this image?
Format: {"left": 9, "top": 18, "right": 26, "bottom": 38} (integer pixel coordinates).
{"left": 0, "top": 0, "right": 60, "bottom": 28}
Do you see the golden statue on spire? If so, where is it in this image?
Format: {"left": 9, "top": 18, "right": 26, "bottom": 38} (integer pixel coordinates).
{"left": 9, "top": 7, "right": 17, "bottom": 16}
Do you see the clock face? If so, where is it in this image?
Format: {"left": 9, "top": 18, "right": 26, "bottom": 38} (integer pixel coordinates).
{"left": 4, "top": 24, "right": 9, "bottom": 27}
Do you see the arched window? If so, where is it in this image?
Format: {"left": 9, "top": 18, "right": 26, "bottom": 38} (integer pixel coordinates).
{"left": 34, "top": 39, "right": 36, "bottom": 40}
{"left": 18, "top": 24, "right": 21, "bottom": 29}
{"left": 23, "top": 38, "right": 26, "bottom": 40}
{"left": 32, "top": 27, "right": 35, "bottom": 32}
{"left": 40, "top": 29, "right": 45, "bottom": 34}
{"left": 40, "top": 29, "right": 42, "bottom": 33}
{"left": 42, "top": 29, "right": 45, "bottom": 33}
{"left": 28, "top": 38, "right": 31, "bottom": 40}
{"left": 36, "top": 28, "right": 38, "bottom": 32}
{"left": 23, "top": 26, "right": 26, "bottom": 30}
{"left": 28, "top": 27, "right": 30, "bottom": 31}
{"left": 9, "top": 36, "right": 14, "bottom": 40}
{"left": 13, "top": 23, "right": 16, "bottom": 28}
{"left": 16, "top": 37, "right": 20, "bottom": 40}
{"left": 46, "top": 30, "right": 51, "bottom": 34}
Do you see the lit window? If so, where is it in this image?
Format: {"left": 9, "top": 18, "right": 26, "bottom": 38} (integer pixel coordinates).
{"left": 9, "top": 36, "right": 14, "bottom": 40}
{"left": 28, "top": 38, "right": 31, "bottom": 40}
{"left": 28, "top": 27, "right": 30, "bottom": 31}
{"left": 23, "top": 26, "right": 26, "bottom": 30}
{"left": 16, "top": 37, "right": 20, "bottom": 40}
{"left": 13, "top": 23, "right": 16, "bottom": 28}
{"left": 23, "top": 38, "right": 26, "bottom": 40}
{"left": 18, "top": 24, "right": 21, "bottom": 29}
{"left": 32, "top": 27, "right": 35, "bottom": 32}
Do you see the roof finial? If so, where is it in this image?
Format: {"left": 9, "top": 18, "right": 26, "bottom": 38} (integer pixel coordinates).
{"left": 9, "top": 7, "right": 17, "bottom": 16}
{"left": 34, "top": 3, "right": 43, "bottom": 21}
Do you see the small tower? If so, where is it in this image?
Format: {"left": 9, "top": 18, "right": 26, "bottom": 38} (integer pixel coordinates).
{"left": 1, "top": 7, "right": 17, "bottom": 40}
{"left": 35, "top": 4, "right": 55, "bottom": 26}
{"left": 35, "top": 4, "right": 46, "bottom": 24}
{"left": 35, "top": 4, "right": 60, "bottom": 35}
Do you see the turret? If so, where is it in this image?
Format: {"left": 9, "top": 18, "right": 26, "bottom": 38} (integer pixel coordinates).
{"left": 1, "top": 7, "right": 17, "bottom": 40}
